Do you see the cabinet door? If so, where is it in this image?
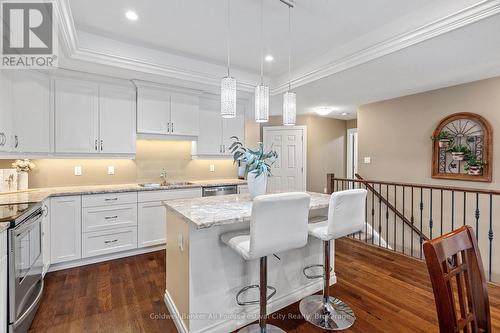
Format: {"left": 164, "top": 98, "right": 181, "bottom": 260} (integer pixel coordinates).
{"left": 99, "top": 85, "right": 136, "bottom": 154}
{"left": 50, "top": 196, "right": 82, "bottom": 264}
{"left": 11, "top": 71, "right": 51, "bottom": 153}
{"left": 222, "top": 112, "right": 245, "bottom": 156}
{"left": 0, "top": 70, "right": 13, "bottom": 152}
{"left": 196, "top": 101, "right": 223, "bottom": 155}
{"left": 137, "top": 87, "right": 170, "bottom": 135}
{"left": 0, "top": 253, "right": 6, "bottom": 333}
{"left": 41, "top": 200, "right": 50, "bottom": 277}
{"left": 170, "top": 92, "right": 199, "bottom": 136}
{"left": 55, "top": 79, "right": 99, "bottom": 153}
{"left": 138, "top": 202, "right": 166, "bottom": 248}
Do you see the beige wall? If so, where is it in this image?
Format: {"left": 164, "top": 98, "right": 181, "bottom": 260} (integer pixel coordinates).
{"left": 0, "top": 140, "right": 237, "bottom": 188}
{"left": 358, "top": 76, "right": 500, "bottom": 189}
{"left": 346, "top": 119, "right": 358, "bottom": 129}
{"left": 260, "top": 115, "right": 347, "bottom": 193}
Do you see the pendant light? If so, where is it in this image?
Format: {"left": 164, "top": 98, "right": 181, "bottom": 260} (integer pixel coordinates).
{"left": 255, "top": 0, "right": 269, "bottom": 123}
{"left": 221, "top": 0, "right": 236, "bottom": 118}
{"left": 283, "top": 5, "right": 296, "bottom": 126}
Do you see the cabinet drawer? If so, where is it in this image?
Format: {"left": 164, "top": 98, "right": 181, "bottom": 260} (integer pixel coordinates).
{"left": 138, "top": 188, "right": 201, "bottom": 203}
{"left": 82, "top": 227, "right": 137, "bottom": 258}
{"left": 82, "top": 192, "right": 137, "bottom": 207}
{"left": 238, "top": 185, "right": 249, "bottom": 194}
{"left": 82, "top": 204, "right": 137, "bottom": 233}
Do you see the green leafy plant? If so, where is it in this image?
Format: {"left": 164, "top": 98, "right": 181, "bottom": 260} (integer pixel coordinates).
{"left": 431, "top": 131, "right": 453, "bottom": 141}
{"left": 448, "top": 144, "right": 471, "bottom": 154}
{"left": 229, "top": 136, "right": 278, "bottom": 178}
{"left": 464, "top": 157, "right": 484, "bottom": 171}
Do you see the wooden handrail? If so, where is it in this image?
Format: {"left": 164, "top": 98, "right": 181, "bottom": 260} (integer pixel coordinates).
{"left": 327, "top": 173, "right": 500, "bottom": 196}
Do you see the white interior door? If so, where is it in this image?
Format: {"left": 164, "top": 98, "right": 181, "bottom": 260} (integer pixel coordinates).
{"left": 264, "top": 126, "right": 306, "bottom": 193}
{"left": 347, "top": 128, "right": 358, "bottom": 179}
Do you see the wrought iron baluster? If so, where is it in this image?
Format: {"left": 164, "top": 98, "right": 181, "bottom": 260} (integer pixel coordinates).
{"left": 419, "top": 188, "right": 424, "bottom": 259}
{"left": 379, "top": 184, "right": 382, "bottom": 247}
{"left": 365, "top": 183, "right": 368, "bottom": 243}
{"left": 371, "top": 183, "right": 375, "bottom": 245}
{"left": 440, "top": 190, "right": 443, "bottom": 236}
{"left": 386, "top": 185, "right": 389, "bottom": 249}
{"left": 451, "top": 190, "right": 455, "bottom": 230}
{"left": 411, "top": 187, "right": 414, "bottom": 257}
{"left": 475, "top": 193, "right": 480, "bottom": 240}
{"left": 489, "top": 193, "right": 493, "bottom": 282}
{"left": 429, "top": 189, "right": 433, "bottom": 240}
{"left": 402, "top": 186, "right": 405, "bottom": 256}
{"left": 394, "top": 185, "right": 397, "bottom": 252}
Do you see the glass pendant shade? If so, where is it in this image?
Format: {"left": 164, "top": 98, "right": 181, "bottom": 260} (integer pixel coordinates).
{"left": 255, "top": 84, "right": 269, "bottom": 122}
{"left": 283, "top": 91, "right": 296, "bottom": 126}
{"left": 220, "top": 76, "right": 236, "bottom": 118}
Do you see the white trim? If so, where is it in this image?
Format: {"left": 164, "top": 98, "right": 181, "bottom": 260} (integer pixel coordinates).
{"left": 54, "top": 0, "right": 500, "bottom": 93}
{"left": 164, "top": 274, "right": 336, "bottom": 333}
{"left": 48, "top": 244, "right": 165, "bottom": 272}
{"left": 346, "top": 128, "right": 358, "bottom": 180}
{"left": 263, "top": 125, "right": 307, "bottom": 191}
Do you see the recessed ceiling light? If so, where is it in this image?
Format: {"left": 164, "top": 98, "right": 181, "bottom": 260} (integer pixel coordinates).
{"left": 314, "top": 107, "right": 333, "bottom": 116}
{"left": 265, "top": 55, "right": 274, "bottom": 62}
{"left": 125, "top": 10, "right": 138, "bottom": 21}
{"left": 341, "top": 112, "right": 348, "bottom": 116}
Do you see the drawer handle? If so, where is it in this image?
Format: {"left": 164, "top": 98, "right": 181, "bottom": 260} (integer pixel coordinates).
{"left": 104, "top": 198, "right": 118, "bottom": 201}
{"left": 104, "top": 215, "right": 118, "bottom": 220}
{"left": 104, "top": 239, "right": 118, "bottom": 244}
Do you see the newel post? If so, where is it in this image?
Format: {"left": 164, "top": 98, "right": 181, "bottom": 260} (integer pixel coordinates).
{"left": 327, "top": 173, "right": 335, "bottom": 194}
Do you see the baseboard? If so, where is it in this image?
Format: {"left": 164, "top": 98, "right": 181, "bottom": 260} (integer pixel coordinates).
{"left": 164, "top": 273, "right": 336, "bottom": 333}
{"left": 164, "top": 290, "right": 189, "bottom": 333}
{"left": 48, "top": 245, "right": 165, "bottom": 272}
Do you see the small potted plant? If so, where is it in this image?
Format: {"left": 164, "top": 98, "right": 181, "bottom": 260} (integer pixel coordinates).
{"left": 11, "top": 159, "right": 35, "bottom": 190}
{"left": 464, "top": 157, "right": 484, "bottom": 175}
{"left": 229, "top": 136, "right": 277, "bottom": 199}
{"left": 431, "top": 131, "right": 453, "bottom": 149}
{"left": 448, "top": 145, "right": 471, "bottom": 161}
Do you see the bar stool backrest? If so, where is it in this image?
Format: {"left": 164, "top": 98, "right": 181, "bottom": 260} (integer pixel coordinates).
{"left": 249, "top": 192, "right": 311, "bottom": 260}
{"left": 327, "top": 189, "right": 367, "bottom": 240}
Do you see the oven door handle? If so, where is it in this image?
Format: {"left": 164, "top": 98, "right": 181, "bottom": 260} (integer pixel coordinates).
{"left": 12, "top": 280, "right": 44, "bottom": 329}
{"left": 14, "top": 211, "right": 43, "bottom": 235}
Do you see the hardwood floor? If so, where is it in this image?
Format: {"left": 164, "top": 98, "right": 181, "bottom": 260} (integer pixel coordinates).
{"left": 29, "top": 238, "right": 500, "bottom": 332}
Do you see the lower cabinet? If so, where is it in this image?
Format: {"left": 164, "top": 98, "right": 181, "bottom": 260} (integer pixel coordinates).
{"left": 0, "top": 231, "right": 7, "bottom": 333}
{"left": 50, "top": 196, "right": 82, "bottom": 264}
{"left": 41, "top": 199, "right": 50, "bottom": 277}
{"left": 82, "top": 227, "right": 137, "bottom": 258}
{"left": 138, "top": 188, "right": 202, "bottom": 248}
{"left": 238, "top": 185, "right": 249, "bottom": 194}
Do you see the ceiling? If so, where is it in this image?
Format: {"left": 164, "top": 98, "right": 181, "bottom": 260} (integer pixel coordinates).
{"left": 59, "top": 0, "right": 500, "bottom": 119}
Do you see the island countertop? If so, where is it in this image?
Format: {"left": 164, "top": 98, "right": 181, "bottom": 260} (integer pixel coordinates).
{"left": 164, "top": 192, "right": 330, "bottom": 229}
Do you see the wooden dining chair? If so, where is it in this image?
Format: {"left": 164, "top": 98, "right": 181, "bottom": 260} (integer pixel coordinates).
{"left": 423, "top": 225, "right": 491, "bottom": 333}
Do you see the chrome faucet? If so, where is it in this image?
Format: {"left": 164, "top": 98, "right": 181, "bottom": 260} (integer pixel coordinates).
{"left": 160, "top": 168, "right": 168, "bottom": 185}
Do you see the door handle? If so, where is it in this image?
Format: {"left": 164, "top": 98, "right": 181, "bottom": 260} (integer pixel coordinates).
{"left": 171, "top": 122, "right": 174, "bottom": 133}
{"left": 14, "top": 135, "right": 18, "bottom": 148}
{"left": 94, "top": 139, "right": 98, "bottom": 151}
{"left": 167, "top": 122, "right": 170, "bottom": 133}
{"left": 104, "top": 215, "right": 118, "bottom": 220}
{"left": 104, "top": 239, "right": 118, "bottom": 244}
{"left": 100, "top": 140, "right": 103, "bottom": 151}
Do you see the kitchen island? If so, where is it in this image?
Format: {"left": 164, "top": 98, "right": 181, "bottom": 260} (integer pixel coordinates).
{"left": 163, "top": 192, "right": 333, "bottom": 333}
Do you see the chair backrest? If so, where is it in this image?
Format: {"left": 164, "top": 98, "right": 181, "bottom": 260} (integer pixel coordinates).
{"left": 326, "top": 189, "right": 367, "bottom": 240}
{"left": 423, "top": 225, "right": 491, "bottom": 333}
{"left": 249, "top": 192, "right": 311, "bottom": 260}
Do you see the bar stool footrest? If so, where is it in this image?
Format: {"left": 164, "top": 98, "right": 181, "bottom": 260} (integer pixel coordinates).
{"left": 236, "top": 284, "right": 277, "bottom": 306}
{"left": 303, "top": 264, "right": 333, "bottom": 280}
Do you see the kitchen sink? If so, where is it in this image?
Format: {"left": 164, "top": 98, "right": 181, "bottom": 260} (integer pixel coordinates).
{"left": 138, "top": 182, "right": 194, "bottom": 188}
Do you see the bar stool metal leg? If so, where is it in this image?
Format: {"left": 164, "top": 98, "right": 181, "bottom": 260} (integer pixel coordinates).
{"left": 239, "top": 257, "right": 285, "bottom": 333}
{"left": 299, "top": 241, "right": 356, "bottom": 330}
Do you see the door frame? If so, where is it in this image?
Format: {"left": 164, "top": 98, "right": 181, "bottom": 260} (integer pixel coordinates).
{"left": 263, "top": 125, "right": 308, "bottom": 191}
{"left": 346, "top": 128, "right": 358, "bottom": 179}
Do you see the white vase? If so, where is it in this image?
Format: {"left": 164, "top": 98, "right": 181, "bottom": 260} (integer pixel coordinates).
{"left": 18, "top": 171, "right": 28, "bottom": 190}
{"left": 247, "top": 172, "right": 267, "bottom": 199}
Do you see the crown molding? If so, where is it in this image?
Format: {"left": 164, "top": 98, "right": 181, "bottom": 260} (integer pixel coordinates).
{"left": 270, "top": 0, "right": 500, "bottom": 95}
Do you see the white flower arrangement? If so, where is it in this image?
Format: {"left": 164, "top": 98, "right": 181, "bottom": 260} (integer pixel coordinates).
{"left": 12, "top": 159, "right": 36, "bottom": 173}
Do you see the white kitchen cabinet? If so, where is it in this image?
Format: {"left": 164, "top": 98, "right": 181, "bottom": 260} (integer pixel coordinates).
{"left": 82, "top": 204, "right": 137, "bottom": 233}
{"left": 137, "top": 86, "right": 170, "bottom": 135}
{"left": 137, "top": 188, "right": 201, "bottom": 248}
{"left": 137, "top": 85, "right": 199, "bottom": 137}
{"left": 50, "top": 196, "right": 82, "bottom": 264}
{"left": 41, "top": 199, "right": 50, "bottom": 277}
{"left": 0, "top": 70, "right": 13, "bottom": 152}
{"left": 222, "top": 112, "right": 245, "bottom": 156}
{"left": 99, "top": 85, "right": 136, "bottom": 154}
{"left": 54, "top": 78, "right": 99, "bottom": 153}
{"left": 11, "top": 71, "right": 51, "bottom": 153}
{"left": 170, "top": 92, "right": 199, "bottom": 136}
{"left": 0, "top": 231, "right": 6, "bottom": 333}
{"left": 82, "top": 227, "right": 137, "bottom": 259}
{"left": 238, "top": 185, "right": 249, "bottom": 194}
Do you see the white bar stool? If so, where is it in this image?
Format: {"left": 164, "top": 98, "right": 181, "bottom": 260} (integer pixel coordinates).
{"left": 221, "top": 192, "right": 311, "bottom": 333}
{"left": 300, "top": 189, "right": 367, "bottom": 331}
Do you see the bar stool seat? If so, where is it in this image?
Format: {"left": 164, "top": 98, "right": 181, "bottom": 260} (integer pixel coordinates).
{"left": 307, "top": 220, "right": 329, "bottom": 241}
{"left": 221, "top": 192, "right": 311, "bottom": 333}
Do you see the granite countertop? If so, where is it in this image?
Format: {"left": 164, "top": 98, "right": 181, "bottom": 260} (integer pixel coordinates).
{"left": 164, "top": 192, "right": 330, "bottom": 229}
{"left": 0, "top": 179, "right": 247, "bottom": 205}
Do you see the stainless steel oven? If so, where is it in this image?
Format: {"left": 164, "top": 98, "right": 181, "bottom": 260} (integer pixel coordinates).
{"left": 7, "top": 203, "right": 44, "bottom": 333}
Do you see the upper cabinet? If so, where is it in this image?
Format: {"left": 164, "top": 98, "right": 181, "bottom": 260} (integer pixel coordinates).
{"left": 193, "top": 98, "right": 245, "bottom": 157}
{"left": 137, "top": 85, "right": 199, "bottom": 137}
{"left": 54, "top": 77, "right": 136, "bottom": 155}
{"left": 0, "top": 71, "right": 13, "bottom": 153}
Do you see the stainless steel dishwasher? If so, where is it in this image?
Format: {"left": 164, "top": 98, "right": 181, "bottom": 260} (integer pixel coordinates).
{"left": 202, "top": 185, "right": 238, "bottom": 197}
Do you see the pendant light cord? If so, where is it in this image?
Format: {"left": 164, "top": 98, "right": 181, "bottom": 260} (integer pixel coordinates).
{"left": 260, "top": 0, "right": 264, "bottom": 85}
{"left": 226, "top": 0, "right": 231, "bottom": 77}
{"left": 288, "top": 6, "right": 292, "bottom": 92}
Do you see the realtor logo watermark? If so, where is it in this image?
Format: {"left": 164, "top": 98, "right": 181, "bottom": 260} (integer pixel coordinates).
{"left": 1, "top": 0, "right": 58, "bottom": 68}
